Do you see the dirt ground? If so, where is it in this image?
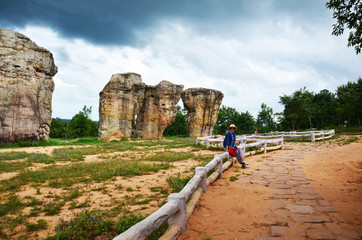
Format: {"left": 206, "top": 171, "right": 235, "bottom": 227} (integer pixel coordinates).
{"left": 179, "top": 135, "right": 362, "bottom": 240}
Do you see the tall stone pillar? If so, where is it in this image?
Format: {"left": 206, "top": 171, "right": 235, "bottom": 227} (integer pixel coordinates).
{"left": 136, "top": 81, "right": 183, "bottom": 139}
{"left": 0, "top": 29, "right": 57, "bottom": 143}
{"left": 182, "top": 88, "right": 223, "bottom": 138}
{"left": 98, "top": 73, "right": 146, "bottom": 141}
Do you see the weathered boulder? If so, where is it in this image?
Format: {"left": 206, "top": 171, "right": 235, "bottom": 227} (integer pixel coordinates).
{"left": 0, "top": 29, "right": 57, "bottom": 143}
{"left": 98, "top": 72, "right": 146, "bottom": 141}
{"left": 182, "top": 88, "right": 224, "bottom": 138}
{"left": 136, "top": 81, "right": 184, "bottom": 139}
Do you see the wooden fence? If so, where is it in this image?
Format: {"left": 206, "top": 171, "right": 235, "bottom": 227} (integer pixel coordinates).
{"left": 114, "top": 136, "right": 284, "bottom": 240}
{"left": 196, "top": 130, "right": 335, "bottom": 148}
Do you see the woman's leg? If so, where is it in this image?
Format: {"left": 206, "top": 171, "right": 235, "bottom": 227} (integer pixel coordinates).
{"left": 236, "top": 147, "right": 249, "bottom": 168}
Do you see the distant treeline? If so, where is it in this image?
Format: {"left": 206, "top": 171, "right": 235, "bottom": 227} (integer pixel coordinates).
{"left": 50, "top": 78, "right": 361, "bottom": 138}
{"left": 50, "top": 106, "right": 98, "bottom": 139}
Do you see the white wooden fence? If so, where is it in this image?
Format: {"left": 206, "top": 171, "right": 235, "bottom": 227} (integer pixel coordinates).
{"left": 196, "top": 130, "right": 335, "bottom": 148}
{"left": 114, "top": 135, "right": 285, "bottom": 240}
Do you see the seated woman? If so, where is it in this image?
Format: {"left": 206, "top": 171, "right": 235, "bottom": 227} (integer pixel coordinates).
{"left": 223, "top": 124, "right": 249, "bottom": 168}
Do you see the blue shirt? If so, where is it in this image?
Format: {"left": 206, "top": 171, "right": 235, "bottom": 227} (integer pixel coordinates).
{"left": 223, "top": 131, "right": 236, "bottom": 149}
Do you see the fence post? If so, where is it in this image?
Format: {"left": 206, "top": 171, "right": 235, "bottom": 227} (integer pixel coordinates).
{"left": 322, "top": 132, "right": 325, "bottom": 140}
{"left": 195, "top": 167, "right": 207, "bottom": 193}
{"left": 311, "top": 132, "right": 315, "bottom": 142}
{"left": 281, "top": 136, "right": 284, "bottom": 149}
{"left": 215, "top": 156, "right": 223, "bottom": 177}
{"left": 167, "top": 193, "right": 187, "bottom": 234}
{"left": 241, "top": 145, "right": 246, "bottom": 159}
{"left": 263, "top": 141, "right": 267, "bottom": 154}
{"left": 206, "top": 138, "right": 210, "bottom": 148}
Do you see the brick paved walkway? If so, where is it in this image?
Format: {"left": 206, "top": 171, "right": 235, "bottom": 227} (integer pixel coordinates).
{"left": 237, "top": 143, "right": 360, "bottom": 240}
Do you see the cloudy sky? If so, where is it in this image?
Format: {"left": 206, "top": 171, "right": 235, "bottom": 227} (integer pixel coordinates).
{"left": 1, "top": 0, "right": 361, "bottom": 121}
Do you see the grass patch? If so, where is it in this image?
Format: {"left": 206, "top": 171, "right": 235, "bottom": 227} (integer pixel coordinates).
{"left": 167, "top": 175, "right": 192, "bottom": 193}
{"left": 229, "top": 176, "right": 238, "bottom": 181}
{"left": 44, "top": 209, "right": 167, "bottom": 240}
{"left": 25, "top": 219, "right": 47, "bottom": 231}
{"left": 143, "top": 151, "right": 194, "bottom": 162}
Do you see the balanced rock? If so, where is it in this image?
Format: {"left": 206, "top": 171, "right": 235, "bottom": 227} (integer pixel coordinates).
{"left": 182, "top": 88, "right": 224, "bottom": 138}
{"left": 98, "top": 73, "right": 146, "bottom": 141}
{"left": 136, "top": 81, "right": 183, "bottom": 139}
{"left": 0, "top": 29, "right": 57, "bottom": 143}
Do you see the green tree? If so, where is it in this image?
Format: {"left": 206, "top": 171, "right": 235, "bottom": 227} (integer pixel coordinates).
{"left": 213, "top": 106, "right": 255, "bottom": 135}
{"left": 163, "top": 106, "right": 188, "bottom": 136}
{"left": 256, "top": 103, "right": 277, "bottom": 133}
{"left": 336, "top": 79, "right": 362, "bottom": 126}
{"left": 50, "top": 118, "right": 70, "bottom": 139}
{"left": 237, "top": 111, "right": 256, "bottom": 134}
{"left": 68, "top": 106, "right": 98, "bottom": 138}
{"left": 279, "top": 87, "right": 315, "bottom": 130}
{"left": 326, "top": 0, "right": 362, "bottom": 54}
{"left": 313, "top": 89, "right": 338, "bottom": 128}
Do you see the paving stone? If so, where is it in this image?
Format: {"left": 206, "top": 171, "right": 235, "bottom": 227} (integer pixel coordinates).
{"left": 306, "top": 228, "right": 336, "bottom": 239}
{"left": 324, "top": 222, "right": 344, "bottom": 235}
{"left": 285, "top": 205, "right": 314, "bottom": 214}
{"left": 275, "top": 176, "right": 291, "bottom": 182}
{"left": 255, "top": 237, "right": 282, "bottom": 240}
{"left": 341, "top": 231, "right": 360, "bottom": 239}
{"left": 269, "top": 183, "right": 294, "bottom": 189}
{"left": 292, "top": 214, "right": 330, "bottom": 223}
{"left": 291, "top": 176, "right": 308, "bottom": 181}
{"left": 291, "top": 172, "right": 305, "bottom": 177}
{"left": 296, "top": 187, "right": 316, "bottom": 194}
{"left": 274, "top": 189, "right": 294, "bottom": 195}
{"left": 294, "top": 200, "right": 318, "bottom": 206}
{"left": 270, "top": 226, "right": 288, "bottom": 236}
{"left": 295, "top": 193, "right": 322, "bottom": 200}
{"left": 272, "top": 194, "right": 295, "bottom": 199}
{"left": 273, "top": 209, "right": 289, "bottom": 222}
{"left": 270, "top": 199, "right": 286, "bottom": 209}
{"left": 314, "top": 205, "right": 337, "bottom": 213}
{"left": 318, "top": 199, "right": 332, "bottom": 206}
{"left": 292, "top": 180, "right": 310, "bottom": 185}
{"left": 287, "top": 222, "right": 308, "bottom": 237}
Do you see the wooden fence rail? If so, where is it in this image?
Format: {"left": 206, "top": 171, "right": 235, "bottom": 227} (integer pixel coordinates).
{"left": 197, "top": 130, "right": 335, "bottom": 147}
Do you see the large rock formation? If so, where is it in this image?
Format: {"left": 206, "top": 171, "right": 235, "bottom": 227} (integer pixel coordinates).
{"left": 0, "top": 29, "right": 57, "bottom": 143}
{"left": 98, "top": 73, "right": 146, "bottom": 140}
{"left": 182, "top": 88, "right": 224, "bottom": 138}
{"left": 136, "top": 81, "right": 183, "bottom": 139}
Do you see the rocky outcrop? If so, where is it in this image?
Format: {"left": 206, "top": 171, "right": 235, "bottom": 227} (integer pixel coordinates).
{"left": 182, "top": 88, "right": 224, "bottom": 138}
{"left": 98, "top": 73, "right": 146, "bottom": 141}
{"left": 0, "top": 29, "right": 57, "bottom": 143}
{"left": 136, "top": 81, "right": 183, "bottom": 139}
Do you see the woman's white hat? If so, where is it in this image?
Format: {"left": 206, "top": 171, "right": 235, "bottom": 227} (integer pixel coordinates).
{"left": 228, "top": 124, "right": 237, "bottom": 129}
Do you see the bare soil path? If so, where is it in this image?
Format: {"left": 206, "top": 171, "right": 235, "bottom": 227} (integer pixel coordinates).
{"left": 179, "top": 136, "right": 362, "bottom": 240}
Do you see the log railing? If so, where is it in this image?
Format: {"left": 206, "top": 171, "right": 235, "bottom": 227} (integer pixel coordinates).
{"left": 197, "top": 130, "right": 335, "bottom": 147}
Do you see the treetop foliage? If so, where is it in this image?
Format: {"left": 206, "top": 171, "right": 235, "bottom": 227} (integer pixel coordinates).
{"left": 326, "top": 0, "right": 362, "bottom": 54}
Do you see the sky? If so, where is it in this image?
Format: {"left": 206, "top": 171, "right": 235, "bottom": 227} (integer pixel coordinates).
{"left": 1, "top": 0, "right": 361, "bottom": 121}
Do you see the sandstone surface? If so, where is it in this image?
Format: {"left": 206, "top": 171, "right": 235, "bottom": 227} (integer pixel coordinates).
{"left": 136, "top": 81, "right": 183, "bottom": 139}
{"left": 0, "top": 29, "right": 57, "bottom": 143}
{"left": 98, "top": 73, "right": 146, "bottom": 140}
{"left": 182, "top": 88, "right": 223, "bottom": 138}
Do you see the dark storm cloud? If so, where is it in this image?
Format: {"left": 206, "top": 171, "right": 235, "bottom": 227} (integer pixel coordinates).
{"left": 0, "top": 0, "right": 328, "bottom": 46}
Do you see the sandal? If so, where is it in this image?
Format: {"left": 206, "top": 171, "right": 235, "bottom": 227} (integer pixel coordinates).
{"left": 242, "top": 164, "right": 250, "bottom": 169}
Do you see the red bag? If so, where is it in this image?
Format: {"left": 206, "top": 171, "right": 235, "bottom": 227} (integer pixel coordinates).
{"left": 228, "top": 146, "right": 236, "bottom": 157}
